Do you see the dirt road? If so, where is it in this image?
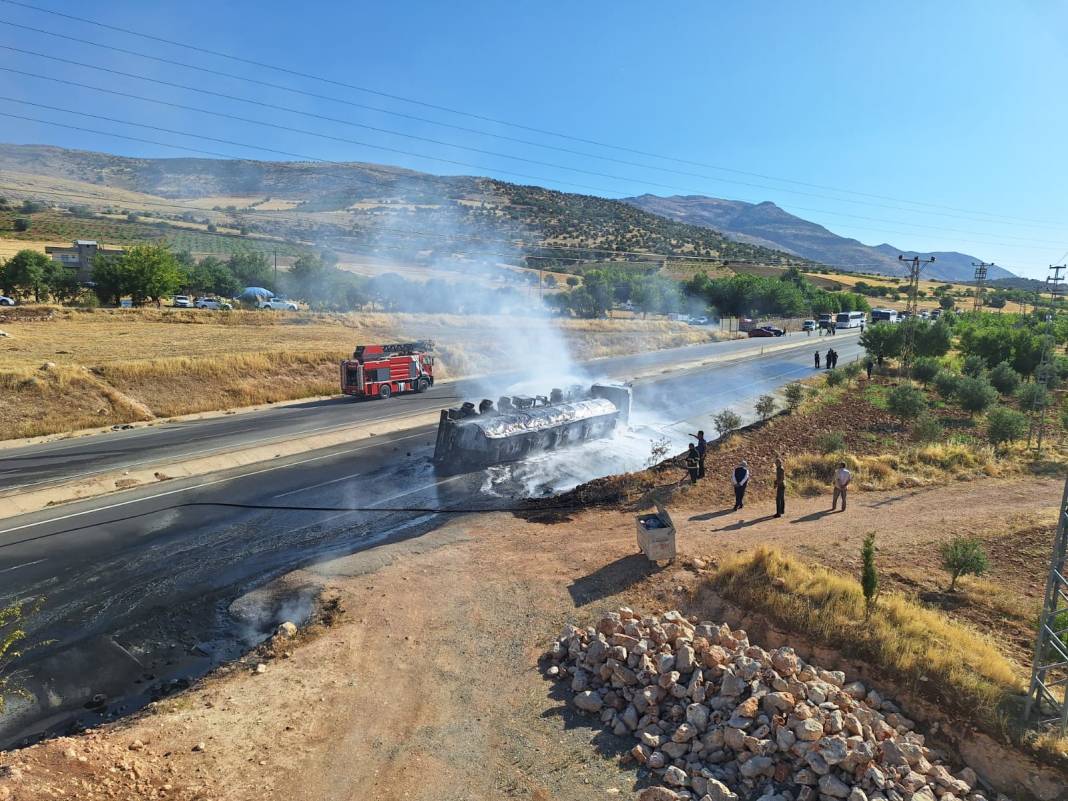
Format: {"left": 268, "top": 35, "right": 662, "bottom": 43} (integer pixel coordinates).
{"left": 1, "top": 475, "right": 1061, "bottom": 801}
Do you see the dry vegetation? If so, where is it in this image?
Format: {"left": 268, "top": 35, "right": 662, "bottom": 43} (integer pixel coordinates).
{"left": 0, "top": 307, "right": 719, "bottom": 439}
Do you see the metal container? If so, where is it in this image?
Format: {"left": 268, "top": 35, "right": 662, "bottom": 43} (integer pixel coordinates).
{"left": 636, "top": 502, "right": 676, "bottom": 562}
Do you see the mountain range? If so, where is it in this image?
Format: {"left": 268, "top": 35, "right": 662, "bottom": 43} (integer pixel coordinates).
{"left": 623, "top": 194, "right": 1014, "bottom": 282}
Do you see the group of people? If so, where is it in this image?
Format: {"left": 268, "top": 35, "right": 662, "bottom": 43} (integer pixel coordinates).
{"left": 683, "top": 438, "right": 853, "bottom": 516}
{"left": 815, "top": 348, "right": 840, "bottom": 369}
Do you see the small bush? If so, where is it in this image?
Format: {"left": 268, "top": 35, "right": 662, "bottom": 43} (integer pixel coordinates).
{"left": 841, "top": 361, "right": 863, "bottom": 380}
{"left": 933, "top": 370, "right": 961, "bottom": 400}
{"left": 939, "top": 537, "right": 990, "bottom": 591}
{"left": 1016, "top": 382, "right": 1050, "bottom": 413}
{"left": 784, "top": 382, "right": 805, "bottom": 412}
{"left": 911, "top": 414, "right": 944, "bottom": 443}
{"left": 861, "top": 532, "right": 878, "bottom": 615}
{"left": 816, "top": 431, "right": 845, "bottom": 454}
{"left": 957, "top": 376, "right": 997, "bottom": 415}
{"left": 755, "top": 394, "right": 776, "bottom": 421}
{"left": 886, "top": 383, "right": 926, "bottom": 422}
{"left": 911, "top": 357, "right": 940, "bottom": 387}
{"left": 988, "top": 361, "right": 1021, "bottom": 395}
{"left": 13, "top": 217, "right": 30, "bottom": 232}
{"left": 825, "top": 368, "right": 845, "bottom": 387}
{"left": 713, "top": 409, "right": 742, "bottom": 438}
{"left": 986, "top": 406, "right": 1028, "bottom": 450}
{"left": 962, "top": 354, "right": 987, "bottom": 378}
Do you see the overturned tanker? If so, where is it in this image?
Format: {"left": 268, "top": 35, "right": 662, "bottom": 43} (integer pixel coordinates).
{"left": 433, "top": 384, "right": 631, "bottom": 473}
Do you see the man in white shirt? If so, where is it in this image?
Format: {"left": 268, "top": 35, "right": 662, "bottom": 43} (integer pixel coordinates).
{"left": 832, "top": 461, "right": 852, "bottom": 512}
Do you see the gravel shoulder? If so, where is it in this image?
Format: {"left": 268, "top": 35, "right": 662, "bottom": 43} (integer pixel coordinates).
{"left": 0, "top": 475, "right": 1062, "bottom": 801}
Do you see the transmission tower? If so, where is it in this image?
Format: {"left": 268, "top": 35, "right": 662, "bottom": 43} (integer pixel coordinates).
{"left": 1025, "top": 476, "right": 1068, "bottom": 734}
{"left": 971, "top": 261, "right": 992, "bottom": 312}
{"left": 898, "top": 255, "right": 935, "bottom": 369}
{"left": 1031, "top": 265, "right": 1065, "bottom": 453}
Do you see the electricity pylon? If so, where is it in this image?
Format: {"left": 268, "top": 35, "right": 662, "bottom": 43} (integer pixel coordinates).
{"left": 971, "top": 261, "right": 992, "bottom": 312}
{"left": 898, "top": 255, "right": 935, "bottom": 369}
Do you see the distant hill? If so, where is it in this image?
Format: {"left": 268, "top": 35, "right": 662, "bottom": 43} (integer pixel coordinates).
{"left": 0, "top": 144, "right": 810, "bottom": 272}
{"left": 623, "top": 194, "right": 1015, "bottom": 283}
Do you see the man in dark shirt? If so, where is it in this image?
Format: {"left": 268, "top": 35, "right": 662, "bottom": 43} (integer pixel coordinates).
{"left": 690, "top": 430, "right": 707, "bottom": 479}
{"left": 685, "top": 444, "right": 700, "bottom": 484}
{"left": 732, "top": 460, "right": 750, "bottom": 510}
{"left": 774, "top": 455, "right": 786, "bottom": 518}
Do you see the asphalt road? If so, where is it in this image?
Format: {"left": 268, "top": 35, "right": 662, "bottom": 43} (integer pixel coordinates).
{"left": 0, "top": 330, "right": 855, "bottom": 493}
{"left": 0, "top": 329, "right": 862, "bottom": 747}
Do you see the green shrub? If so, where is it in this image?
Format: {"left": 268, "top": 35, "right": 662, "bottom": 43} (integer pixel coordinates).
{"left": 841, "top": 361, "right": 863, "bottom": 380}
{"left": 713, "top": 409, "right": 742, "bottom": 438}
{"left": 986, "top": 406, "right": 1028, "bottom": 449}
{"left": 962, "top": 354, "right": 987, "bottom": 378}
{"left": 1016, "top": 382, "right": 1050, "bottom": 413}
{"left": 825, "top": 369, "right": 845, "bottom": 387}
{"left": 933, "top": 370, "right": 961, "bottom": 400}
{"left": 988, "top": 361, "right": 1021, "bottom": 395}
{"left": 861, "top": 532, "right": 878, "bottom": 615}
{"left": 939, "top": 537, "right": 990, "bottom": 591}
{"left": 784, "top": 382, "right": 805, "bottom": 412}
{"left": 911, "top": 357, "right": 940, "bottom": 387}
{"left": 911, "top": 414, "right": 944, "bottom": 443}
{"left": 957, "top": 376, "right": 997, "bottom": 415}
{"left": 816, "top": 431, "right": 846, "bottom": 454}
{"left": 886, "top": 383, "right": 927, "bottom": 422}
{"left": 755, "top": 394, "right": 776, "bottom": 421}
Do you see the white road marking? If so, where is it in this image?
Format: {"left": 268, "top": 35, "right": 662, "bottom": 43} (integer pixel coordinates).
{"left": 0, "top": 558, "right": 46, "bottom": 574}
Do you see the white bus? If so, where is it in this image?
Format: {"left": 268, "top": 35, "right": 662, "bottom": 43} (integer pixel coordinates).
{"left": 870, "top": 308, "right": 899, "bottom": 324}
{"left": 835, "top": 310, "right": 867, "bottom": 329}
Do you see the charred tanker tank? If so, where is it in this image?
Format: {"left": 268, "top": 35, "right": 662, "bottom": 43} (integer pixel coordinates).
{"left": 433, "top": 384, "right": 631, "bottom": 473}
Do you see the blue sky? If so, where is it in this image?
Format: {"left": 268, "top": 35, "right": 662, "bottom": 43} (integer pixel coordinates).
{"left": 0, "top": 1, "right": 1065, "bottom": 278}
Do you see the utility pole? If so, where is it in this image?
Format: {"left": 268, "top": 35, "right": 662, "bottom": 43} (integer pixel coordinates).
{"left": 1025, "top": 475, "right": 1068, "bottom": 735}
{"left": 971, "top": 261, "right": 993, "bottom": 312}
{"left": 898, "top": 254, "right": 935, "bottom": 369}
{"left": 273, "top": 249, "right": 278, "bottom": 289}
{"left": 1031, "top": 264, "right": 1064, "bottom": 454}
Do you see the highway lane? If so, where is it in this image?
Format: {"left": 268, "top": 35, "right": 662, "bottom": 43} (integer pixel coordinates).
{"left": 0, "top": 330, "right": 856, "bottom": 492}
{"left": 0, "top": 331, "right": 862, "bottom": 746}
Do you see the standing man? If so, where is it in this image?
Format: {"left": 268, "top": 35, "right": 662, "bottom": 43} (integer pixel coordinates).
{"left": 825, "top": 348, "right": 834, "bottom": 369}
{"left": 732, "top": 460, "right": 750, "bottom": 510}
{"left": 865, "top": 357, "right": 874, "bottom": 380}
{"left": 832, "top": 461, "right": 852, "bottom": 512}
{"left": 774, "top": 454, "right": 786, "bottom": 518}
{"left": 684, "top": 444, "right": 700, "bottom": 485}
{"left": 814, "top": 350, "right": 821, "bottom": 369}
{"left": 690, "top": 430, "right": 708, "bottom": 479}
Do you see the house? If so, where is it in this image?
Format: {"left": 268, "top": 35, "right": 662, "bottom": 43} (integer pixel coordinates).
{"left": 45, "top": 240, "right": 124, "bottom": 282}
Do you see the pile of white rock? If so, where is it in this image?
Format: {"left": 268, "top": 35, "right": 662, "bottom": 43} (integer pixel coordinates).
{"left": 545, "top": 608, "right": 993, "bottom": 801}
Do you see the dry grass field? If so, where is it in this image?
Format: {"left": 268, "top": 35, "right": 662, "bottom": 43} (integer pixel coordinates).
{"left": 0, "top": 307, "right": 718, "bottom": 439}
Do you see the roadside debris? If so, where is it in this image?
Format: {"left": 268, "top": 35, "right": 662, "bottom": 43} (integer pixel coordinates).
{"left": 546, "top": 608, "right": 986, "bottom": 801}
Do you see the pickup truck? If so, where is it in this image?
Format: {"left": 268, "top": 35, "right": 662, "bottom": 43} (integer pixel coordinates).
{"left": 258, "top": 298, "right": 299, "bottom": 311}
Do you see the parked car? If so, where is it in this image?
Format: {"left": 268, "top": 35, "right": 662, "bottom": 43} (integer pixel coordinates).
{"left": 689, "top": 316, "right": 710, "bottom": 326}
{"left": 802, "top": 319, "right": 817, "bottom": 331}
{"left": 747, "top": 325, "right": 785, "bottom": 338}
{"left": 0, "top": 296, "right": 15, "bottom": 306}
{"left": 259, "top": 297, "right": 299, "bottom": 311}
{"left": 195, "top": 297, "right": 233, "bottom": 310}
{"left": 172, "top": 295, "right": 193, "bottom": 308}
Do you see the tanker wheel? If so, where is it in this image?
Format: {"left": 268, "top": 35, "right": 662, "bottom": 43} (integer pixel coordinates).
{"left": 378, "top": 384, "right": 392, "bottom": 400}
{"left": 414, "top": 377, "right": 429, "bottom": 393}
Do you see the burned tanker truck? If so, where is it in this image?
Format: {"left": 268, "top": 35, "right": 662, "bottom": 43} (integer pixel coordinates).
{"left": 433, "top": 384, "right": 631, "bottom": 473}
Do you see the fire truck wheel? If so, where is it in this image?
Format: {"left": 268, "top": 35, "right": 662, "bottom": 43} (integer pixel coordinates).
{"left": 414, "top": 377, "right": 429, "bottom": 393}
{"left": 378, "top": 384, "right": 392, "bottom": 399}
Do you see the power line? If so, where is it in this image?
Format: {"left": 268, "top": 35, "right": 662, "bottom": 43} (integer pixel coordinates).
{"left": 0, "top": 17, "right": 1063, "bottom": 231}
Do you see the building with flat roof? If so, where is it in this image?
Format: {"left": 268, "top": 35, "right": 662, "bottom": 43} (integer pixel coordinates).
{"left": 45, "top": 240, "right": 125, "bottom": 283}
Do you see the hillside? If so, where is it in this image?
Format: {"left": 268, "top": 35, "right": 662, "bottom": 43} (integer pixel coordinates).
{"left": 624, "top": 193, "right": 1014, "bottom": 282}
{"left": 0, "top": 144, "right": 809, "bottom": 271}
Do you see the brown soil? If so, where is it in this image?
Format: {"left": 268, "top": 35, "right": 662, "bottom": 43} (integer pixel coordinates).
{"left": 2, "top": 475, "right": 1062, "bottom": 801}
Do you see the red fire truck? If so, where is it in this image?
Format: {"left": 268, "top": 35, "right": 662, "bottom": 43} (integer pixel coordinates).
{"left": 340, "top": 341, "right": 435, "bottom": 400}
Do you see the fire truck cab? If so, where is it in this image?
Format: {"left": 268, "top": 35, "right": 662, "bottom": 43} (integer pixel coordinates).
{"left": 340, "top": 341, "right": 435, "bottom": 400}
